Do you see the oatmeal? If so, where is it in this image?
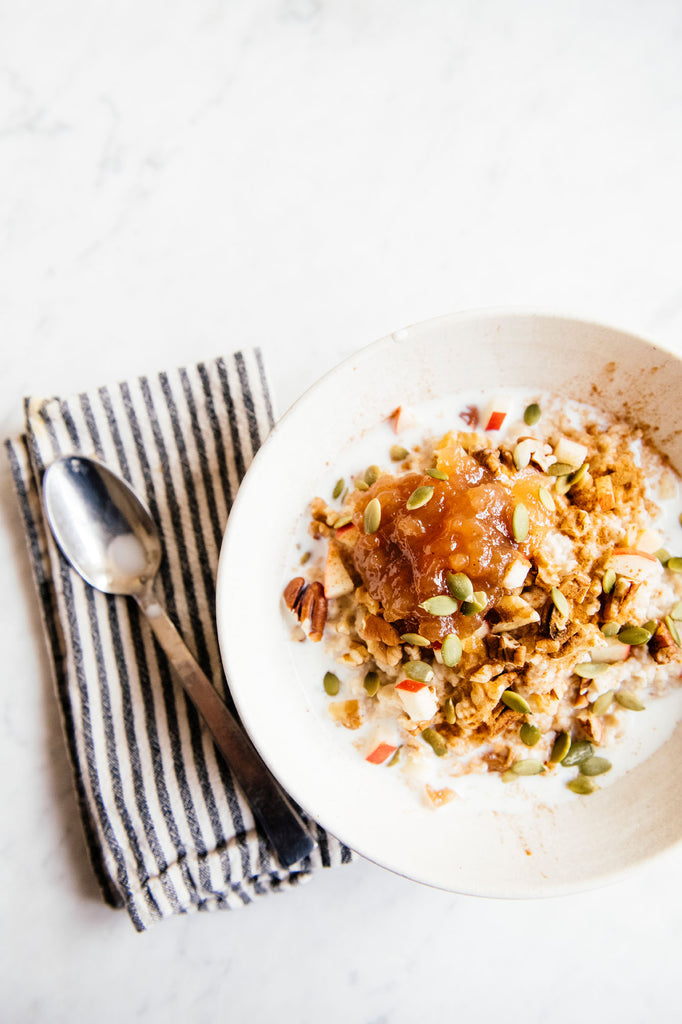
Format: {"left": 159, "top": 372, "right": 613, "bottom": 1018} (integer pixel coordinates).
{"left": 283, "top": 393, "right": 682, "bottom": 803}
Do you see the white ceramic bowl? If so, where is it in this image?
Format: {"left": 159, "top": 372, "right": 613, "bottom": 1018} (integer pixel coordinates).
{"left": 216, "top": 310, "right": 682, "bottom": 896}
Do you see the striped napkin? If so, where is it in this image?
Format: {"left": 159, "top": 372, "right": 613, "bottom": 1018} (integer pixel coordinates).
{"left": 6, "top": 351, "right": 352, "bottom": 931}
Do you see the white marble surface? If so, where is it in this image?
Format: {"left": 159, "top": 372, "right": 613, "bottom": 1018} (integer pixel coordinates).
{"left": 2, "top": 1, "right": 682, "bottom": 1021}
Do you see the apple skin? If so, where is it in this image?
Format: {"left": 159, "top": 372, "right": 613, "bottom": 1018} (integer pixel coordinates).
{"left": 365, "top": 742, "right": 397, "bottom": 765}
{"left": 596, "top": 641, "right": 631, "bottom": 663}
{"left": 609, "top": 548, "right": 660, "bottom": 583}
{"left": 323, "top": 545, "right": 355, "bottom": 598}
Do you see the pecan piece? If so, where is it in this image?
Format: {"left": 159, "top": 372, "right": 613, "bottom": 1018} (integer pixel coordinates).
{"left": 283, "top": 576, "right": 306, "bottom": 611}
{"left": 361, "top": 613, "right": 401, "bottom": 647}
{"left": 308, "top": 582, "right": 327, "bottom": 642}
{"left": 284, "top": 577, "right": 327, "bottom": 641}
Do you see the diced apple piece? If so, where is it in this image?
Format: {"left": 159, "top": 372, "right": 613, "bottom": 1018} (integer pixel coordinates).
{"left": 594, "top": 641, "right": 631, "bottom": 663}
{"left": 365, "top": 742, "right": 398, "bottom": 765}
{"left": 335, "top": 521, "right": 355, "bottom": 536}
{"left": 553, "top": 437, "right": 588, "bottom": 468}
{"left": 482, "top": 396, "right": 509, "bottom": 432}
{"left": 609, "top": 548, "right": 661, "bottom": 583}
{"left": 395, "top": 681, "right": 438, "bottom": 721}
{"left": 634, "top": 528, "right": 664, "bottom": 555}
{"left": 595, "top": 475, "right": 615, "bottom": 511}
{"left": 502, "top": 555, "right": 531, "bottom": 590}
{"left": 323, "top": 544, "right": 355, "bottom": 598}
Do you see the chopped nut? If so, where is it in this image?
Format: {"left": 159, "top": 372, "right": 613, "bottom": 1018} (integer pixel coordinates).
{"left": 360, "top": 613, "right": 401, "bottom": 647}
{"left": 328, "top": 700, "right": 362, "bottom": 729}
{"left": 424, "top": 784, "right": 457, "bottom": 807}
{"left": 283, "top": 576, "right": 306, "bottom": 611}
{"left": 650, "top": 622, "right": 681, "bottom": 664}
{"left": 491, "top": 596, "right": 541, "bottom": 633}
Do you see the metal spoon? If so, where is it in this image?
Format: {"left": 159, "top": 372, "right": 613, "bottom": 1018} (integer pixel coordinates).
{"left": 42, "top": 454, "right": 316, "bottom": 868}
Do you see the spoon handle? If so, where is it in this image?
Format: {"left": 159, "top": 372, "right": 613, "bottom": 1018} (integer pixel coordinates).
{"left": 135, "top": 590, "right": 316, "bottom": 868}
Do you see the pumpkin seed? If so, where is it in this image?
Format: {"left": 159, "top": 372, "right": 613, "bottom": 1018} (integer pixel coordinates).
{"left": 671, "top": 599, "right": 682, "bottom": 621}
{"left": 323, "top": 671, "right": 340, "bottom": 696}
{"left": 460, "top": 591, "right": 487, "bottom": 615}
{"left": 579, "top": 755, "right": 612, "bottom": 777}
{"left": 420, "top": 595, "right": 459, "bottom": 616}
{"left": 390, "top": 444, "right": 409, "bottom": 461}
{"left": 520, "top": 723, "right": 541, "bottom": 747}
{"left": 334, "top": 514, "right": 353, "bottom": 529}
{"left": 513, "top": 440, "right": 533, "bottom": 471}
{"left": 363, "top": 497, "right": 381, "bottom": 534}
{"left": 446, "top": 572, "right": 473, "bottom": 602}
{"left": 538, "top": 486, "right": 555, "bottom": 512}
{"left": 443, "top": 697, "right": 456, "bottom": 724}
{"left": 567, "top": 776, "right": 596, "bottom": 795}
{"left": 601, "top": 621, "right": 620, "bottom": 637}
{"left": 363, "top": 671, "right": 380, "bottom": 696}
{"left": 511, "top": 759, "right": 545, "bottom": 776}
{"left": 501, "top": 689, "right": 532, "bottom": 715}
{"left": 441, "top": 633, "right": 463, "bottom": 668}
{"left": 562, "top": 739, "right": 594, "bottom": 766}
{"left": 551, "top": 587, "right": 569, "bottom": 618}
{"left": 554, "top": 475, "right": 572, "bottom": 495}
{"left": 549, "top": 731, "right": 571, "bottom": 763}
{"left": 403, "top": 660, "right": 434, "bottom": 683}
{"left": 574, "top": 662, "right": 609, "bottom": 678}
{"left": 668, "top": 557, "right": 682, "bottom": 572}
{"left": 501, "top": 769, "right": 518, "bottom": 783}
{"left": 547, "top": 461, "right": 574, "bottom": 476}
{"left": 617, "top": 625, "right": 651, "bottom": 645}
{"left": 642, "top": 619, "right": 658, "bottom": 636}
{"left": 387, "top": 747, "right": 401, "bottom": 767}
{"left": 400, "top": 632, "right": 430, "bottom": 647}
{"left": 512, "top": 503, "right": 529, "bottom": 543}
{"left": 406, "top": 485, "right": 434, "bottom": 510}
{"left": 299, "top": 551, "right": 311, "bottom": 565}
{"left": 602, "top": 568, "right": 617, "bottom": 594}
{"left": 332, "top": 477, "right": 344, "bottom": 499}
{"left": 680, "top": 513, "right": 682, "bottom": 528}
{"left": 615, "top": 690, "right": 645, "bottom": 711}
{"left": 364, "top": 464, "right": 380, "bottom": 486}
{"left": 568, "top": 462, "right": 589, "bottom": 487}
{"left": 655, "top": 548, "right": 670, "bottom": 565}
{"left": 524, "top": 402, "right": 541, "bottom": 426}
{"left": 425, "top": 467, "right": 449, "bottom": 481}
{"left": 421, "top": 727, "right": 448, "bottom": 757}
{"left": 356, "top": 479, "right": 369, "bottom": 491}
{"left": 591, "top": 689, "right": 615, "bottom": 716}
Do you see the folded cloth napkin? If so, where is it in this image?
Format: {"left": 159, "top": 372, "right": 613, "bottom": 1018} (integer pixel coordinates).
{"left": 6, "top": 350, "right": 353, "bottom": 931}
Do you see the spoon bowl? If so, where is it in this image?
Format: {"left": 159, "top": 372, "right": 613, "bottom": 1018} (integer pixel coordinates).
{"left": 43, "top": 456, "right": 161, "bottom": 596}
